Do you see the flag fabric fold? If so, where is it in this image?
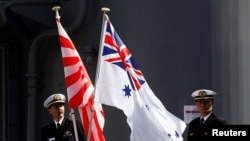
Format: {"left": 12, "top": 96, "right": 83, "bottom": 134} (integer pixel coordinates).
{"left": 95, "top": 14, "right": 186, "bottom": 141}
{"left": 55, "top": 14, "right": 105, "bottom": 141}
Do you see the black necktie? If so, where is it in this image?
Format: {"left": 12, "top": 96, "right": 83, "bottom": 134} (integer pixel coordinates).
{"left": 200, "top": 118, "right": 205, "bottom": 125}
{"left": 57, "top": 123, "right": 61, "bottom": 131}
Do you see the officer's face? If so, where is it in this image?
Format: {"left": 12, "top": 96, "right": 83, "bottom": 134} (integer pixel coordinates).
{"left": 195, "top": 100, "right": 213, "bottom": 115}
{"left": 48, "top": 103, "right": 65, "bottom": 121}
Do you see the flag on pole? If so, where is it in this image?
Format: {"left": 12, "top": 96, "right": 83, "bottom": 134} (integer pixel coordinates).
{"left": 94, "top": 13, "right": 186, "bottom": 141}
{"left": 54, "top": 7, "right": 105, "bottom": 141}
{"left": 78, "top": 103, "right": 105, "bottom": 141}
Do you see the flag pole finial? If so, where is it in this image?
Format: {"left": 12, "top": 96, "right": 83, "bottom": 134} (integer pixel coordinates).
{"left": 52, "top": 6, "right": 61, "bottom": 19}
{"left": 101, "top": 7, "right": 110, "bottom": 14}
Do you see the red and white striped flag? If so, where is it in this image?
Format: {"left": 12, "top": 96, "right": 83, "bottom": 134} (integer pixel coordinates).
{"left": 55, "top": 12, "right": 105, "bottom": 141}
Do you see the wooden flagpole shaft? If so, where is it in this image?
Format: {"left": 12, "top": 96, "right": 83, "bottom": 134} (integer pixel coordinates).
{"left": 70, "top": 109, "right": 79, "bottom": 141}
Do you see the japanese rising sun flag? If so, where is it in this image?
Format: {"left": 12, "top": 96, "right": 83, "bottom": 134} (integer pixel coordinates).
{"left": 54, "top": 8, "right": 105, "bottom": 141}
{"left": 94, "top": 13, "right": 186, "bottom": 141}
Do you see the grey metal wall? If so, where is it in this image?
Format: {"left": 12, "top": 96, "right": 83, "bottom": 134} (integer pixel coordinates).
{"left": 211, "top": 0, "right": 250, "bottom": 124}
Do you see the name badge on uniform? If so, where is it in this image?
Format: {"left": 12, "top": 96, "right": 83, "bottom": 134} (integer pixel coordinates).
{"left": 47, "top": 137, "right": 55, "bottom": 141}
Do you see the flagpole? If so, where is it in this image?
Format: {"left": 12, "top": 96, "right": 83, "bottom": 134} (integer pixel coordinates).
{"left": 70, "top": 109, "right": 79, "bottom": 141}
{"left": 94, "top": 7, "right": 110, "bottom": 85}
{"left": 52, "top": 6, "right": 79, "bottom": 141}
{"left": 86, "top": 7, "right": 110, "bottom": 141}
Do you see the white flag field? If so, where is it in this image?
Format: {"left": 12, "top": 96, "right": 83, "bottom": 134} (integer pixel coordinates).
{"left": 94, "top": 13, "right": 187, "bottom": 141}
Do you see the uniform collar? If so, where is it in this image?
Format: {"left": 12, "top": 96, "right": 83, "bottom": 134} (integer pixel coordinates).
{"left": 54, "top": 117, "right": 64, "bottom": 125}
{"left": 201, "top": 112, "right": 212, "bottom": 121}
